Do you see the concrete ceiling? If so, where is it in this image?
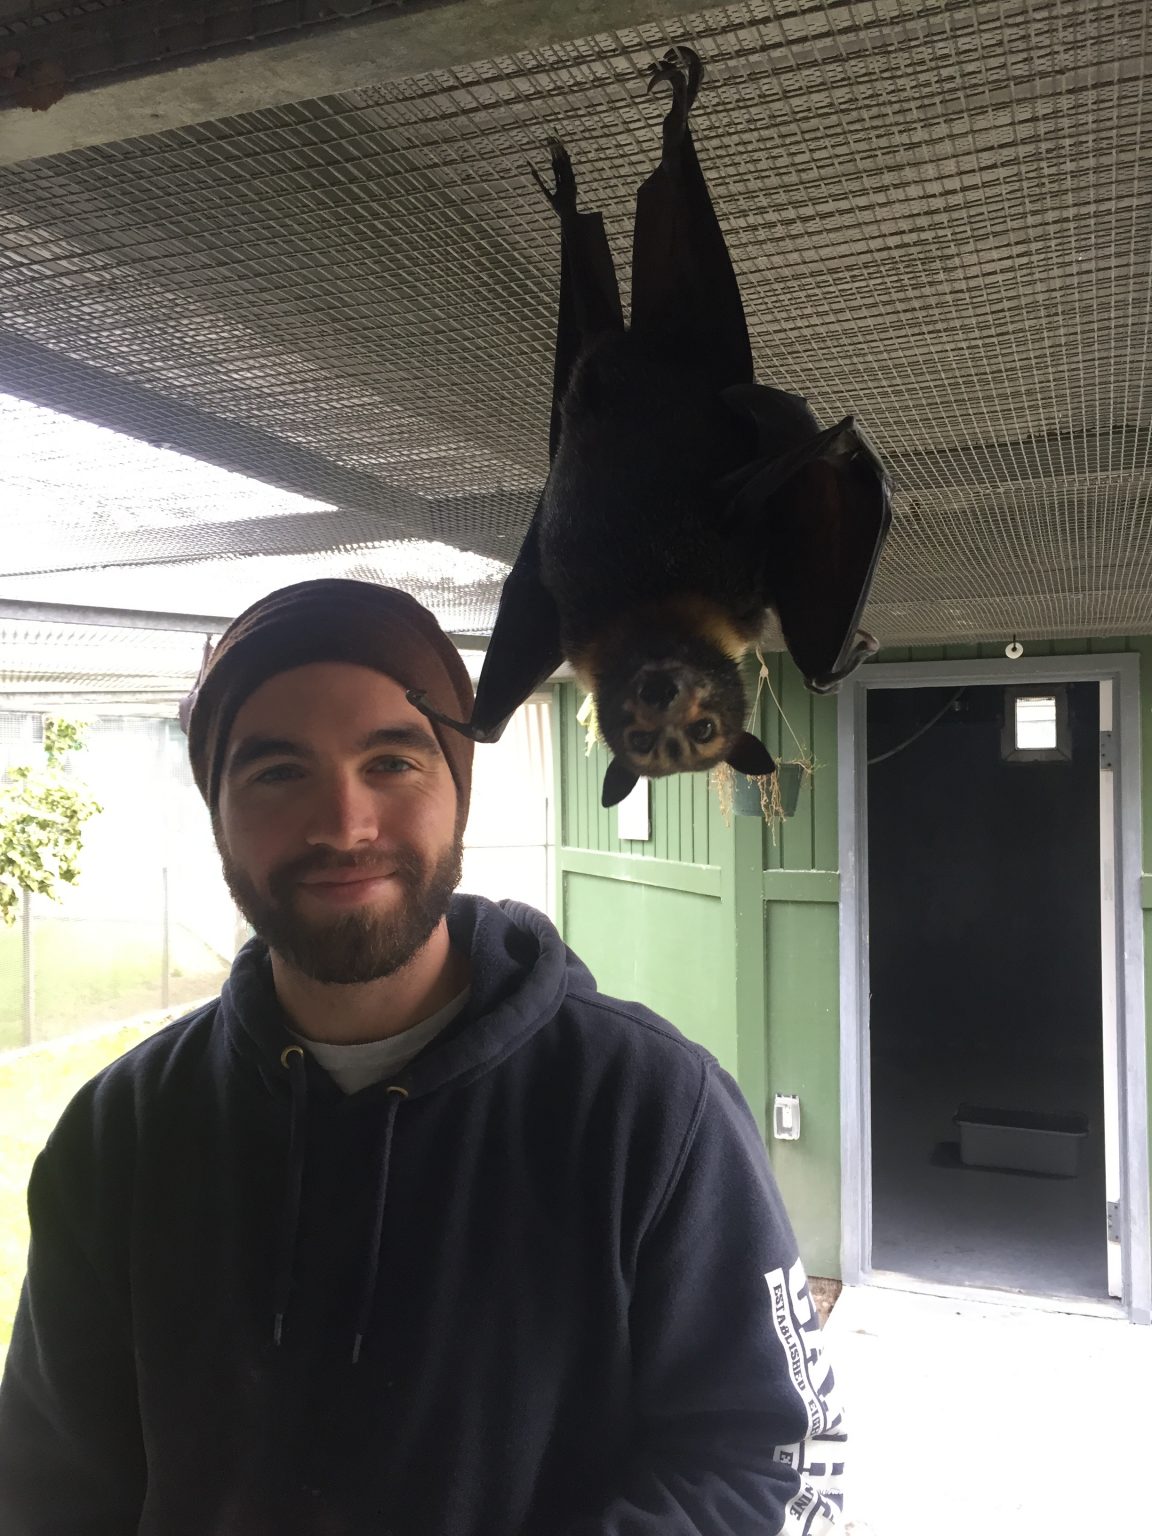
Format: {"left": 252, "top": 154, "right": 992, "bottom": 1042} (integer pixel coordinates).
{"left": 0, "top": 1, "right": 712, "bottom": 164}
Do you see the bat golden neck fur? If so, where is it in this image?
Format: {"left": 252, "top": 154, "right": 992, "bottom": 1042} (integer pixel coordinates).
{"left": 569, "top": 594, "right": 753, "bottom": 691}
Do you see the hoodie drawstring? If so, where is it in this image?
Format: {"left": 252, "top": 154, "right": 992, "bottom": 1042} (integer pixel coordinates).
{"left": 273, "top": 1045, "right": 308, "bottom": 1348}
{"left": 273, "top": 1051, "right": 408, "bottom": 1365}
{"left": 351, "top": 1085, "right": 407, "bottom": 1365}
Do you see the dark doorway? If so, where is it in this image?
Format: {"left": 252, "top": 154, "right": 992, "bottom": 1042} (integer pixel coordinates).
{"left": 866, "top": 681, "right": 1107, "bottom": 1298}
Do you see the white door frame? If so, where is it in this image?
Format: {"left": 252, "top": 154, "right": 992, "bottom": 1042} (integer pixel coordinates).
{"left": 1098, "top": 679, "right": 1123, "bottom": 1298}
{"left": 837, "top": 653, "right": 1150, "bottom": 1324}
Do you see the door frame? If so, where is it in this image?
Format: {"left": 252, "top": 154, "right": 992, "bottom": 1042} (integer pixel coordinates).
{"left": 837, "top": 653, "right": 1150, "bottom": 1324}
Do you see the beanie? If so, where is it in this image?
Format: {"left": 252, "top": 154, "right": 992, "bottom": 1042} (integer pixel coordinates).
{"left": 185, "top": 579, "right": 474, "bottom": 816}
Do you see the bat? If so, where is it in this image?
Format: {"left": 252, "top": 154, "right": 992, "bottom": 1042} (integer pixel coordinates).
{"left": 410, "top": 45, "right": 892, "bottom": 809}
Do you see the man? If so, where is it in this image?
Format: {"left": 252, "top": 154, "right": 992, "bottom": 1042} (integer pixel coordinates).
{"left": 0, "top": 578, "right": 846, "bottom": 1535}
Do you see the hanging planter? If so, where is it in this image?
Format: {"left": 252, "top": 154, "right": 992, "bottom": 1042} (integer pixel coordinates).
{"left": 712, "top": 654, "right": 816, "bottom": 830}
{"left": 776, "top": 760, "right": 806, "bottom": 818}
{"left": 718, "top": 756, "right": 812, "bottom": 824}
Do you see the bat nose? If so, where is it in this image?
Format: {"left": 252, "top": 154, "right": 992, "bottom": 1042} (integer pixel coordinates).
{"left": 637, "top": 671, "right": 680, "bottom": 711}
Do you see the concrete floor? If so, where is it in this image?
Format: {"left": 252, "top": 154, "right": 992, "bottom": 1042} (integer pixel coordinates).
{"left": 870, "top": 1051, "right": 1107, "bottom": 1299}
{"left": 825, "top": 1285, "right": 1151, "bottom": 1536}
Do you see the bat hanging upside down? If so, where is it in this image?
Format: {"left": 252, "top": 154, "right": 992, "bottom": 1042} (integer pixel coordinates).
{"left": 410, "top": 45, "right": 892, "bottom": 808}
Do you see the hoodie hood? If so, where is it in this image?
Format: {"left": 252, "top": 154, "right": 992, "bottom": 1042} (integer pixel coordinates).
{"left": 220, "top": 894, "right": 592, "bottom": 1105}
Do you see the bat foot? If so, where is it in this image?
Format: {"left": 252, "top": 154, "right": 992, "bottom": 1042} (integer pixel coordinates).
{"left": 530, "top": 135, "right": 577, "bottom": 218}
{"left": 646, "top": 45, "right": 704, "bottom": 143}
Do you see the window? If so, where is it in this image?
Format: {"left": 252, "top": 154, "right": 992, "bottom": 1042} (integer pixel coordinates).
{"left": 1001, "top": 686, "right": 1071, "bottom": 762}
{"left": 1014, "top": 694, "right": 1057, "bottom": 750}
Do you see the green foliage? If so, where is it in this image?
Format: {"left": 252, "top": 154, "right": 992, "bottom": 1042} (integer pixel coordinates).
{"left": 0, "top": 719, "right": 102, "bottom": 926}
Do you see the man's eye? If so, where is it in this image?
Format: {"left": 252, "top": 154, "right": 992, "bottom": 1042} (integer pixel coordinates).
{"left": 369, "top": 756, "right": 415, "bottom": 774}
{"left": 252, "top": 763, "right": 304, "bottom": 784}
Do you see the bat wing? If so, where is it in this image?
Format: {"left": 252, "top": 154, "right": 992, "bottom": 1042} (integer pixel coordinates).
{"left": 412, "top": 143, "right": 621, "bottom": 742}
{"left": 630, "top": 48, "right": 754, "bottom": 391}
{"left": 771, "top": 431, "right": 891, "bottom": 689}
{"left": 721, "top": 389, "right": 892, "bottom": 690}
{"left": 534, "top": 138, "right": 624, "bottom": 453}
{"left": 409, "top": 505, "right": 563, "bottom": 744}
{"left": 761, "top": 434, "right": 891, "bottom": 689}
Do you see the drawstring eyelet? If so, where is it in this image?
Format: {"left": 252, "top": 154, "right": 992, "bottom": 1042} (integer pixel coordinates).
{"left": 385, "top": 1084, "right": 409, "bottom": 1098}
{"left": 280, "top": 1045, "right": 304, "bottom": 1068}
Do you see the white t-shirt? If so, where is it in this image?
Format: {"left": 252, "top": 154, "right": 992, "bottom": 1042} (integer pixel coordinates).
{"left": 290, "top": 988, "right": 471, "bottom": 1095}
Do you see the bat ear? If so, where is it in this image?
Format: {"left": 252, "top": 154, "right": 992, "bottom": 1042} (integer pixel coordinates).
{"left": 601, "top": 757, "right": 640, "bottom": 809}
{"left": 724, "top": 733, "right": 776, "bottom": 778}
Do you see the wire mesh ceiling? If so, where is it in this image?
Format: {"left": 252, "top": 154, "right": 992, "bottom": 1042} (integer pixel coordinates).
{"left": 0, "top": 0, "right": 1149, "bottom": 671}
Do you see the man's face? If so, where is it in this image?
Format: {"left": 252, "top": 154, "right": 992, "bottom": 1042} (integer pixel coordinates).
{"left": 215, "top": 662, "right": 463, "bottom": 984}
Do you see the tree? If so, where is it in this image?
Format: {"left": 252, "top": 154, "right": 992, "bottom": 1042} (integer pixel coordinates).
{"left": 0, "top": 718, "right": 102, "bottom": 926}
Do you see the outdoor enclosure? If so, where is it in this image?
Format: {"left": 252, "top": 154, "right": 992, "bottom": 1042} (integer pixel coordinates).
{"left": 0, "top": 0, "right": 1149, "bottom": 1323}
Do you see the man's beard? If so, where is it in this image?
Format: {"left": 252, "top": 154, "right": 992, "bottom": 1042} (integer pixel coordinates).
{"left": 219, "top": 837, "right": 463, "bottom": 985}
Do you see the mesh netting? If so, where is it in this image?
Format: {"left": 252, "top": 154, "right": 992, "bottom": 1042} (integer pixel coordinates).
{"left": 0, "top": 0, "right": 1149, "bottom": 652}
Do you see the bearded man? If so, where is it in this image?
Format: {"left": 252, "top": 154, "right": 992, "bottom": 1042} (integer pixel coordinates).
{"left": 0, "top": 579, "right": 846, "bottom": 1536}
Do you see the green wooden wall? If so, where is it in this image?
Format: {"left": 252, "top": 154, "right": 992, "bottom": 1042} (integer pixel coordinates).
{"left": 554, "top": 684, "right": 747, "bottom": 1080}
{"left": 554, "top": 638, "right": 1152, "bottom": 1284}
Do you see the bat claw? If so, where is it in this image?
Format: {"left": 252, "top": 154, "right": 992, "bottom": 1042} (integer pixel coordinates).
{"left": 803, "top": 631, "right": 881, "bottom": 694}
{"left": 531, "top": 134, "right": 576, "bottom": 216}
{"left": 645, "top": 45, "right": 704, "bottom": 110}
{"left": 646, "top": 45, "right": 704, "bottom": 157}
{"left": 405, "top": 689, "right": 480, "bottom": 741}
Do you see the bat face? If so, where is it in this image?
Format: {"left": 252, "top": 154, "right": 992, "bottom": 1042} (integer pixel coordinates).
{"left": 595, "top": 646, "right": 747, "bottom": 779}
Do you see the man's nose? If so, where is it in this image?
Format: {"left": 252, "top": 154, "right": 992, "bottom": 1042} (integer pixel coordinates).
{"left": 304, "top": 772, "right": 380, "bottom": 849}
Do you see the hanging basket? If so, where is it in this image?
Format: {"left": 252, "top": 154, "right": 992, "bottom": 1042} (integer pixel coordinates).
{"left": 729, "top": 758, "right": 808, "bottom": 821}
{"left": 731, "top": 770, "right": 765, "bottom": 817}
{"left": 776, "top": 760, "right": 805, "bottom": 818}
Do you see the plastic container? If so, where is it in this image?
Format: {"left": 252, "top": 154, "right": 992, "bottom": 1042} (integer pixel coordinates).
{"left": 953, "top": 1104, "right": 1089, "bottom": 1177}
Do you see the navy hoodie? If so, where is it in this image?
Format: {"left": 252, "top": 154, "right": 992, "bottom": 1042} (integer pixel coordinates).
{"left": 0, "top": 896, "right": 846, "bottom": 1535}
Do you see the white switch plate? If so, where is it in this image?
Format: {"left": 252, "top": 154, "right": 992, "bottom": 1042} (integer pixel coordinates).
{"left": 773, "top": 1093, "right": 801, "bottom": 1140}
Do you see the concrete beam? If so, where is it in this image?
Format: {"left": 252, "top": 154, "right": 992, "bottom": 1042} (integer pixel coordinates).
{"left": 0, "top": 598, "right": 235, "bottom": 634}
{"left": 0, "top": 0, "right": 709, "bottom": 166}
{"left": 0, "top": 595, "right": 491, "bottom": 650}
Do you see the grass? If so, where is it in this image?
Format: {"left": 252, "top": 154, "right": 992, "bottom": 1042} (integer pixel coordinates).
{"left": 0, "top": 1012, "right": 200, "bottom": 1366}
{"left": 0, "top": 919, "right": 227, "bottom": 1051}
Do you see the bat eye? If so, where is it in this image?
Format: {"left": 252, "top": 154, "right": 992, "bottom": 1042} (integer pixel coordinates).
{"left": 687, "top": 719, "right": 715, "bottom": 744}
{"left": 628, "top": 731, "right": 657, "bottom": 754}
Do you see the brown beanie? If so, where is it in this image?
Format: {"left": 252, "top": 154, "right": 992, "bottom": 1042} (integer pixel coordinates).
{"left": 186, "top": 579, "right": 474, "bottom": 815}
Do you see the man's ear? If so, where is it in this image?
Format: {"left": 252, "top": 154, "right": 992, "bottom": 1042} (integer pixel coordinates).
{"left": 601, "top": 757, "right": 640, "bottom": 808}
{"left": 724, "top": 732, "right": 776, "bottom": 778}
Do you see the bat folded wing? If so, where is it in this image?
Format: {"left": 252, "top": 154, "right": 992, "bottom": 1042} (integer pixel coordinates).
{"left": 720, "top": 390, "right": 892, "bottom": 693}
{"left": 407, "top": 510, "right": 564, "bottom": 744}
{"left": 767, "top": 424, "right": 891, "bottom": 691}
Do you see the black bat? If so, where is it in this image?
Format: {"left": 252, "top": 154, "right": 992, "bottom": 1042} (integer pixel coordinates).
{"left": 411, "top": 46, "right": 891, "bottom": 809}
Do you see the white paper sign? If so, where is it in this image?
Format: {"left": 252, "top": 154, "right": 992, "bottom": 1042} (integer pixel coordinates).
{"left": 616, "top": 776, "right": 651, "bottom": 842}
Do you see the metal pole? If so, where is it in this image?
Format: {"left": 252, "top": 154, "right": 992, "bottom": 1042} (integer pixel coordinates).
{"left": 161, "top": 865, "right": 171, "bottom": 1011}
{"left": 21, "top": 888, "right": 34, "bottom": 1047}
